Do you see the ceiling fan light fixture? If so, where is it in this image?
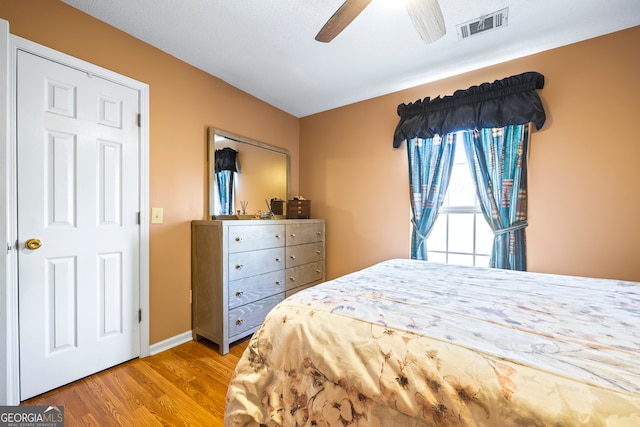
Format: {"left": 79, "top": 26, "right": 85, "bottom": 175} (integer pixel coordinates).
{"left": 405, "top": 0, "right": 446, "bottom": 44}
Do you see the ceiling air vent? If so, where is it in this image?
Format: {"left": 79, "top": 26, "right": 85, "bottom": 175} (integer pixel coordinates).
{"left": 456, "top": 8, "right": 508, "bottom": 41}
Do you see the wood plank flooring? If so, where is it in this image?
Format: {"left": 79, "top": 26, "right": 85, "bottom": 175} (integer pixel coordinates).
{"left": 22, "top": 338, "right": 249, "bottom": 426}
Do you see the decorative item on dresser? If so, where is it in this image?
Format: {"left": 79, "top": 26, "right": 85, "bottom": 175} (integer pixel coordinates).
{"left": 287, "top": 198, "right": 311, "bottom": 219}
{"left": 191, "top": 219, "right": 325, "bottom": 354}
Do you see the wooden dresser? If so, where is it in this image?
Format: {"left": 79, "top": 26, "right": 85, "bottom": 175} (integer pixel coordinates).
{"left": 191, "top": 219, "right": 325, "bottom": 354}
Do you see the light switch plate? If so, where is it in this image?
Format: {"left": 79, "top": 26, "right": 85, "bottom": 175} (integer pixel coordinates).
{"left": 151, "top": 207, "right": 163, "bottom": 224}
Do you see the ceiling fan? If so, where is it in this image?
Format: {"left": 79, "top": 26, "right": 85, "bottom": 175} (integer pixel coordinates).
{"left": 315, "top": 0, "right": 446, "bottom": 44}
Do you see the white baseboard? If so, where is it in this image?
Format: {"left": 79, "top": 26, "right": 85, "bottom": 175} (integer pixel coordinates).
{"left": 148, "top": 330, "right": 193, "bottom": 356}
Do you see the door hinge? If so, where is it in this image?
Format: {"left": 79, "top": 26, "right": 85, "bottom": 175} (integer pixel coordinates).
{"left": 137, "top": 113, "right": 141, "bottom": 127}
{"left": 7, "top": 242, "right": 13, "bottom": 253}
{"left": 136, "top": 212, "right": 141, "bottom": 224}
{"left": 138, "top": 309, "right": 142, "bottom": 323}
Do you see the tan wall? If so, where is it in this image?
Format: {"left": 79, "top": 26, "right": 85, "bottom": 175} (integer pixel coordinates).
{"left": 301, "top": 26, "right": 640, "bottom": 283}
{"left": 0, "top": 0, "right": 300, "bottom": 344}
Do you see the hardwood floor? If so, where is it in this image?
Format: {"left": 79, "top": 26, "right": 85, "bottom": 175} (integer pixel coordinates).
{"left": 22, "top": 338, "right": 250, "bottom": 426}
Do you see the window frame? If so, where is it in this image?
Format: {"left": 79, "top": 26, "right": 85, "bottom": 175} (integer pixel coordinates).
{"left": 426, "top": 134, "right": 492, "bottom": 267}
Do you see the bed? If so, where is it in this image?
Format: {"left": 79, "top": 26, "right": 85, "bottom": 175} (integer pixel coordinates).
{"left": 225, "top": 259, "right": 640, "bottom": 426}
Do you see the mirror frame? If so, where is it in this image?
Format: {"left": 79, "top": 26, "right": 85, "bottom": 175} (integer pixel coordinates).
{"left": 208, "top": 127, "right": 290, "bottom": 219}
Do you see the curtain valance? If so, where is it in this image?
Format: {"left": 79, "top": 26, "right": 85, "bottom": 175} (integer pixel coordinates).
{"left": 393, "top": 71, "right": 546, "bottom": 148}
{"left": 215, "top": 147, "right": 238, "bottom": 172}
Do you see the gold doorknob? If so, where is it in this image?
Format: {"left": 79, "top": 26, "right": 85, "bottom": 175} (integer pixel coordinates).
{"left": 25, "top": 238, "right": 42, "bottom": 250}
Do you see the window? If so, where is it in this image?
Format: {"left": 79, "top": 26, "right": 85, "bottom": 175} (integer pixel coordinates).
{"left": 426, "top": 133, "right": 493, "bottom": 267}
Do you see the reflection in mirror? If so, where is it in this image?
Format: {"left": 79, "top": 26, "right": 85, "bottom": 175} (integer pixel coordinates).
{"left": 213, "top": 147, "right": 238, "bottom": 215}
{"left": 208, "top": 128, "right": 290, "bottom": 218}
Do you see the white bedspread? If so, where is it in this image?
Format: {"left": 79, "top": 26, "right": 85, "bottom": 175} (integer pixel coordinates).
{"left": 225, "top": 259, "right": 640, "bottom": 426}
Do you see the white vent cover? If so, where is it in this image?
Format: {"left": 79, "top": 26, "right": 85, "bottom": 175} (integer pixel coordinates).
{"left": 456, "top": 7, "right": 509, "bottom": 40}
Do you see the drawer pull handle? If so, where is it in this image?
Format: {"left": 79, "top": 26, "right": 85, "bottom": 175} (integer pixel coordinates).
{"left": 235, "top": 291, "right": 243, "bottom": 297}
{"left": 316, "top": 231, "right": 321, "bottom": 235}
{"left": 290, "top": 255, "right": 296, "bottom": 260}
{"left": 315, "top": 250, "right": 321, "bottom": 254}
{"left": 275, "top": 234, "right": 281, "bottom": 239}
{"left": 235, "top": 264, "right": 243, "bottom": 270}
{"left": 235, "top": 237, "right": 242, "bottom": 242}
{"left": 275, "top": 280, "right": 281, "bottom": 285}
{"left": 290, "top": 233, "right": 296, "bottom": 238}
{"left": 275, "top": 257, "right": 281, "bottom": 262}
{"left": 236, "top": 319, "right": 243, "bottom": 326}
{"left": 316, "top": 270, "right": 321, "bottom": 274}
{"left": 290, "top": 277, "right": 296, "bottom": 282}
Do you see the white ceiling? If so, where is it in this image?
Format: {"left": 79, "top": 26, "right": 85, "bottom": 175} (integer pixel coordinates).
{"left": 60, "top": 0, "right": 640, "bottom": 118}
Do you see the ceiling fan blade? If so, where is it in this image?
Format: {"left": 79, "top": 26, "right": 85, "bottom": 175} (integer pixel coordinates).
{"left": 315, "top": 0, "right": 373, "bottom": 43}
{"left": 406, "top": 0, "right": 446, "bottom": 44}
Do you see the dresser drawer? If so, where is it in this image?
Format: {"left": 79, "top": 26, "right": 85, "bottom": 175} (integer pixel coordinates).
{"left": 229, "top": 270, "right": 285, "bottom": 309}
{"left": 229, "top": 293, "right": 284, "bottom": 338}
{"left": 229, "top": 247, "right": 285, "bottom": 280}
{"left": 286, "top": 242, "right": 323, "bottom": 268}
{"left": 286, "top": 280, "right": 323, "bottom": 298}
{"left": 286, "top": 222, "right": 324, "bottom": 246}
{"left": 228, "top": 224, "right": 285, "bottom": 253}
{"left": 286, "top": 261, "right": 324, "bottom": 291}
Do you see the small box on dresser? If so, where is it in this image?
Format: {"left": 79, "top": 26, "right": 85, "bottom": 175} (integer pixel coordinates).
{"left": 287, "top": 199, "right": 311, "bottom": 219}
{"left": 191, "top": 218, "right": 325, "bottom": 354}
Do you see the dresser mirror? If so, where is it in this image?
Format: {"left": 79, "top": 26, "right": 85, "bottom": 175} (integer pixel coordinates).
{"left": 209, "top": 127, "right": 290, "bottom": 218}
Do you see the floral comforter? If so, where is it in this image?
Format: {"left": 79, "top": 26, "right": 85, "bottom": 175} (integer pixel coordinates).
{"left": 225, "top": 259, "right": 640, "bottom": 426}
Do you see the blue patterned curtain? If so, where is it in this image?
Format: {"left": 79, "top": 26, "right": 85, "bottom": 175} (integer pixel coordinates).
{"left": 215, "top": 147, "right": 238, "bottom": 215}
{"left": 215, "top": 170, "right": 235, "bottom": 215}
{"left": 395, "top": 72, "right": 544, "bottom": 269}
{"left": 462, "top": 125, "right": 529, "bottom": 270}
{"left": 408, "top": 134, "right": 456, "bottom": 260}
